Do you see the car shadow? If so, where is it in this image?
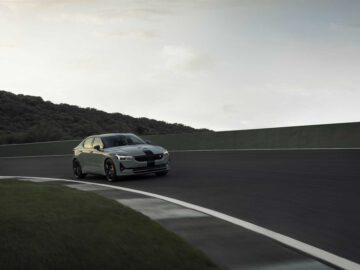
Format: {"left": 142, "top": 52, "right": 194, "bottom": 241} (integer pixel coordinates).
{"left": 81, "top": 173, "right": 168, "bottom": 183}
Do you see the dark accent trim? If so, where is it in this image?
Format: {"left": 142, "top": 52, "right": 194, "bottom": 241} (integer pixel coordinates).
{"left": 135, "top": 153, "right": 163, "bottom": 162}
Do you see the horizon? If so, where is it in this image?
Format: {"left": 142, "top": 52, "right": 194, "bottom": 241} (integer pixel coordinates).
{"left": 2, "top": 89, "right": 360, "bottom": 133}
{"left": 1, "top": 0, "right": 360, "bottom": 131}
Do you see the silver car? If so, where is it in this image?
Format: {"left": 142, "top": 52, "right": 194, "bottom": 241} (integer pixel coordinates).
{"left": 72, "top": 133, "right": 170, "bottom": 181}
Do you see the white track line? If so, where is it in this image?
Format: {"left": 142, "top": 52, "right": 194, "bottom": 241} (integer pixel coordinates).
{"left": 0, "top": 175, "right": 358, "bottom": 270}
{"left": 1, "top": 147, "right": 360, "bottom": 159}
{"left": 117, "top": 198, "right": 207, "bottom": 220}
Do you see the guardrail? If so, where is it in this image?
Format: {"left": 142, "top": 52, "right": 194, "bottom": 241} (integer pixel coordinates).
{"left": 1, "top": 122, "right": 360, "bottom": 157}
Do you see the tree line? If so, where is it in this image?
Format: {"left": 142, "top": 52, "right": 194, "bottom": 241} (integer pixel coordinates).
{"left": 0, "top": 90, "right": 209, "bottom": 144}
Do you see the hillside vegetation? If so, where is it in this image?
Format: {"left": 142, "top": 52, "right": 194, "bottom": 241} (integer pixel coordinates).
{"left": 0, "top": 90, "right": 208, "bottom": 144}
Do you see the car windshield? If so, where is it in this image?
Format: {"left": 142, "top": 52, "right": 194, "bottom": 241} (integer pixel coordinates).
{"left": 102, "top": 134, "right": 145, "bottom": 148}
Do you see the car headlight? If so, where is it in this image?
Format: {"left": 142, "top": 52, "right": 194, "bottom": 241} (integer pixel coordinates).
{"left": 115, "top": 155, "right": 133, "bottom": 161}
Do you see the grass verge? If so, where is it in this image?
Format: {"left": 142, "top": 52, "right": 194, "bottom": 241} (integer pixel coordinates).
{"left": 0, "top": 180, "right": 219, "bottom": 270}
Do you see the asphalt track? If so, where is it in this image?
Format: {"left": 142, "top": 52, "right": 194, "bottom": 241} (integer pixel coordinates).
{"left": 0, "top": 149, "right": 359, "bottom": 265}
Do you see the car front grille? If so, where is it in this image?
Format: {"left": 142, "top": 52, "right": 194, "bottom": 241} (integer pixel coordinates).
{"left": 135, "top": 153, "right": 163, "bottom": 162}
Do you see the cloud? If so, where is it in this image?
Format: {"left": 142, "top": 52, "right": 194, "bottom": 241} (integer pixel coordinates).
{"left": 0, "top": 0, "right": 67, "bottom": 11}
{"left": 0, "top": 42, "right": 18, "bottom": 48}
{"left": 57, "top": 12, "right": 104, "bottom": 24}
{"left": 222, "top": 104, "right": 238, "bottom": 114}
{"left": 330, "top": 22, "right": 360, "bottom": 32}
{"left": 66, "top": 57, "right": 99, "bottom": 72}
{"left": 94, "top": 29, "right": 160, "bottom": 39}
{"left": 91, "top": 0, "right": 242, "bottom": 21}
{"left": 0, "top": 0, "right": 241, "bottom": 22}
{"left": 162, "top": 45, "right": 214, "bottom": 74}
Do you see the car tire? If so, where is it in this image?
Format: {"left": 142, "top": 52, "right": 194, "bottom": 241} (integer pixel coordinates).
{"left": 105, "top": 159, "right": 117, "bottom": 182}
{"left": 155, "top": 171, "right": 168, "bottom": 177}
{"left": 73, "top": 159, "right": 86, "bottom": 179}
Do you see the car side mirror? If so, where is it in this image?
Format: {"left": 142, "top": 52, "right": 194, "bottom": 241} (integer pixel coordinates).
{"left": 145, "top": 140, "right": 151, "bottom": 144}
{"left": 94, "top": 145, "right": 101, "bottom": 151}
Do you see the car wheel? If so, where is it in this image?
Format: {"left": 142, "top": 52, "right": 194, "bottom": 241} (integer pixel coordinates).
{"left": 105, "top": 159, "right": 117, "bottom": 182}
{"left": 155, "top": 171, "right": 168, "bottom": 177}
{"left": 73, "top": 159, "right": 86, "bottom": 179}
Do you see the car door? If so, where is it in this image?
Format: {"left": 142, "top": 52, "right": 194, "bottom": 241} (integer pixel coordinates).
{"left": 91, "top": 137, "right": 106, "bottom": 174}
{"left": 78, "top": 137, "right": 94, "bottom": 173}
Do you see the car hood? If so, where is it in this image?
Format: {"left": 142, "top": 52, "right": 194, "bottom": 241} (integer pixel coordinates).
{"left": 104, "top": 144, "right": 166, "bottom": 156}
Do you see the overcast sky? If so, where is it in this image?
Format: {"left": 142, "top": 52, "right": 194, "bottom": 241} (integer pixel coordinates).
{"left": 0, "top": 0, "right": 359, "bottom": 131}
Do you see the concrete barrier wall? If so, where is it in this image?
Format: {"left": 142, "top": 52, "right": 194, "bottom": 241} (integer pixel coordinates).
{"left": 146, "top": 122, "right": 360, "bottom": 150}
{"left": 1, "top": 122, "right": 360, "bottom": 157}
{"left": 0, "top": 140, "right": 81, "bottom": 157}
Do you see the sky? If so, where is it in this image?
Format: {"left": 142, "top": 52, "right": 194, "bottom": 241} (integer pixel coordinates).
{"left": 0, "top": 0, "right": 359, "bottom": 131}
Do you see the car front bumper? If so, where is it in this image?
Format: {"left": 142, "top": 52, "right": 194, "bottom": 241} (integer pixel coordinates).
{"left": 121, "top": 164, "right": 170, "bottom": 176}
{"left": 114, "top": 157, "right": 170, "bottom": 176}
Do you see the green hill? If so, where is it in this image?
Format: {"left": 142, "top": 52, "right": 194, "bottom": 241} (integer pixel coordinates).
{"left": 0, "top": 90, "right": 209, "bottom": 144}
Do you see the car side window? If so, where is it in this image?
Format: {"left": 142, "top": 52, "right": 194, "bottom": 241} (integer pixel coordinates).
{"left": 83, "top": 138, "right": 94, "bottom": 149}
{"left": 93, "top": 137, "right": 104, "bottom": 149}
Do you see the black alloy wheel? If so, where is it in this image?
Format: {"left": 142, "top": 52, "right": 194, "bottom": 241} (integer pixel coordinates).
{"left": 73, "top": 160, "right": 86, "bottom": 179}
{"left": 105, "top": 159, "right": 117, "bottom": 182}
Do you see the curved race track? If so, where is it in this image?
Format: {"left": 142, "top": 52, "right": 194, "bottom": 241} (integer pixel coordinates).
{"left": 1, "top": 149, "right": 359, "bottom": 265}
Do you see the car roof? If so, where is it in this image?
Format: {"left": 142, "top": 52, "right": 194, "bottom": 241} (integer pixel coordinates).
{"left": 86, "top": 133, "right": 136, "bottom": 139}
